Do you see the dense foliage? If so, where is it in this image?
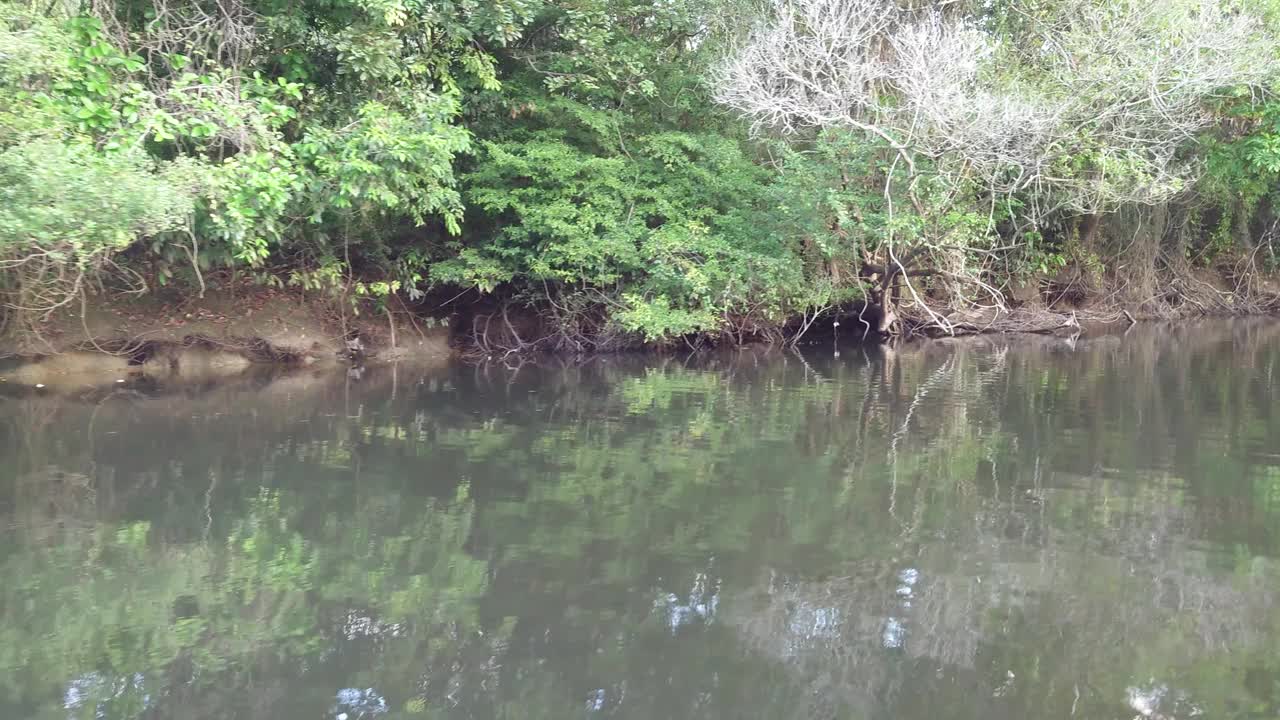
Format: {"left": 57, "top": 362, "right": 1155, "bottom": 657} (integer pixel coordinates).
{"left": 3, "top": 0, "right": 1280, "bottom": 345}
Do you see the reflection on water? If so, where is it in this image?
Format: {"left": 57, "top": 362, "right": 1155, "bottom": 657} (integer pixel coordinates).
{"left": 3, "top": 322, "right": 1280, "bottom": 719}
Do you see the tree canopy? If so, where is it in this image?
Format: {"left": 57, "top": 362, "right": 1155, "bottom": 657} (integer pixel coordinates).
{"left": 3, "top": 0, "right": 1280, "bottom": 345}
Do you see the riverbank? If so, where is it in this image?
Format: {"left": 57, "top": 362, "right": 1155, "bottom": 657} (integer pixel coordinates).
{"left": 3, "top": 261, "right": 1280, "bottom": 393}
{"left": 0, "top": 283, "right": 452, "bottom": 393}
{"left": 868, "top": 258, "right": 1280, "bottom": 339}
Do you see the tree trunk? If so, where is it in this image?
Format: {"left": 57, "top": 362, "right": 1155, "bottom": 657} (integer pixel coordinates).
{"left": 1079, "top": 213, "right": 1102, "bottom": 249}
{"left": 1119, "top": 206, "right": 1165, "bottom": 306}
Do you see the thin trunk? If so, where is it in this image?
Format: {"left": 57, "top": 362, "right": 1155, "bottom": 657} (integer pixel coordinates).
{"left": 1079, "top": 213, "right": 1102, "bottom": 249}
{"left": 385, "top": 305, "right": 397, "bottom": 349}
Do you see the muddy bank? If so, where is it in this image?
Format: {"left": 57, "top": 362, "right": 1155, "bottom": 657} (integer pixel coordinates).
{"left": 5, "top": 268, "right": 1280, "bottom": 378}
{"left": 0, "top": 285, "right": 453, "bottom": 392}
{"left": 0, "top": 346, "right": 455, "bottom": 399}
{"left": 448, "top": 293, "right": 1280, "bottom": 354}
{"left": 0, "top": 346, "right": 256, "bottom": 394}
{"left": 439, "top": 258, "right": 1280, "bottom": 353}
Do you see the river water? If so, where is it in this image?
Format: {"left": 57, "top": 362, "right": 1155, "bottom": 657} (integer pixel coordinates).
{"left": 2, "top": 322, "right": 1280, "bottom": 720}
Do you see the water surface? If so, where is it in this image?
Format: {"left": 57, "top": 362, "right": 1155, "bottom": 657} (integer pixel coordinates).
{"left": 3, "top": 322, "right": 1280, "bottom": 720}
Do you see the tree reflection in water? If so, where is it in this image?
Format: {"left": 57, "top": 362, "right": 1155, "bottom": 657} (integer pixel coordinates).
{"left": 1, "top": 320, "right": 1279, "bottom": 719}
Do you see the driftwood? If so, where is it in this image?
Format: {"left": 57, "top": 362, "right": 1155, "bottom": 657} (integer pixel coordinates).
{"left": 900, "top": 306, "right": 1085, "bottom": 338}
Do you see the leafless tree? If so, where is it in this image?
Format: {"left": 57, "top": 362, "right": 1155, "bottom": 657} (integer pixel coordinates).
{"left": 714, "top": 0, "right": 1277, "bottom": 208}
{"left": 712, "top": 0, "right": 1278, "bottom": 330}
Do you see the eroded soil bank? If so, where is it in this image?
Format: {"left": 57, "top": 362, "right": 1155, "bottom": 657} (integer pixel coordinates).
{"left": 5, "top": 264, "right": 1280, "bottom": 394}
{"left": 0, "top": 285, "right": 452, "bottom": 393}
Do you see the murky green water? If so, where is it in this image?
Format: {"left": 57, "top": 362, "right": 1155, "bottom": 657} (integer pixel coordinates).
{"left": 3, "top": 322, "right": 1280, "bottom": 720}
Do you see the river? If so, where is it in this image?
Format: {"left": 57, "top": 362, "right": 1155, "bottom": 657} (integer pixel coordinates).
{"left": 2, "top": 321, "right": 1280, "bottom": 719}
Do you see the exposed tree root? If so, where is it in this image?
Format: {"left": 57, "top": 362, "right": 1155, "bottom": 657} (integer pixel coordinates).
{"left": 894, "top": 271, "right": 1280, "bottom": 340}
{"left": 69, "top": 333, "right": 317, "bottom": 365}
